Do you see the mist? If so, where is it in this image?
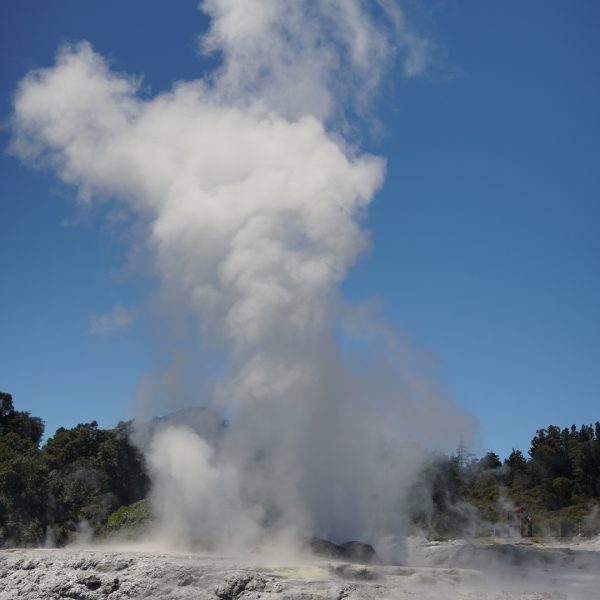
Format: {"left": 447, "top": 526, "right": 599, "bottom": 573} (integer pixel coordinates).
{"left": 10, "top": 0, "right": 474, "bottom": 556}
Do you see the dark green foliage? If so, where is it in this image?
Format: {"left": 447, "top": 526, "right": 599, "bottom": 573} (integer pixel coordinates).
{"left": 0, "top": 433, "right": 48, "bottom": 545}
{"left": 0, "top": 392, "right": 44, "bottom": 445}
{"left": 478, "top": 452, "right": 501, "bottom": 471}
{"left": 0, "top": 394, "right": 48, "bottom": 545}
{"left": 0, "top": 392, "right": 150, "bottom": 547}
{"left": 408, "top": 421, "right": 600, "bottom": 540}
{"left": 41, "top": 420, "right": 150, "bottom": 541}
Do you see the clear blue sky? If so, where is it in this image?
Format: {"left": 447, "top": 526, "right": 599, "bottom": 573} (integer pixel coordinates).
{"left": 1, "top": 1, "right": 599, "bottom": 459}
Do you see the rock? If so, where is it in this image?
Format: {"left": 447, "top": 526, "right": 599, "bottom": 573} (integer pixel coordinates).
{"left": 340, "top": 541, "right": 378, "bottom": 564}
{"left": 83, "top": 575, "right": 102, "bottom": 590}
{"left": 307, "top": 537, "right": 346, "bottom": 560}
{"left": 307, "top": 537, "right": 378, "bottom": 564}
{"left": 329, "top": 564, "right": 379, "bottom": 581}
{"left": 214, "top": 573, "right": 253, "bottom": 598}
{"left": 178, "top": 574, "right": 194, "bottom": 586}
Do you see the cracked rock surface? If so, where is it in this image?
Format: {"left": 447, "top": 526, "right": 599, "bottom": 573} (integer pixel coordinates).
{"left": 1, "top": 541, "right": 599, "bottom": 599}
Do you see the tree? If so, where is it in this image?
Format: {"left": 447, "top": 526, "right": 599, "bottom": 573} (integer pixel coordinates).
{"left": 0, "top": 392, "right": 44, "bottom": 445}
{"left": 479, "top": 452, "right": 501, "bottom": 470}
{"left": 504, "top": 448, "right": 529, "bottom": 489}
{"left": 0, "top": 394, "right": 48, "bottom": 546}
{"left": 0, "top": 394, "right": 150, "bottom": 547}
{"left": 529, "top": 425, "right": 572, "bottom": 483}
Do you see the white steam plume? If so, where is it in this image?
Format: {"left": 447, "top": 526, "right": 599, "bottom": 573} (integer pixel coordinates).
{"left": 10, "top": 1, "right": 472, "bottom": 554}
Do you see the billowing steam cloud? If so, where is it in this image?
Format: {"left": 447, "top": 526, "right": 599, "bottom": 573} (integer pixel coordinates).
{"left": 10, "top": 1, "right": 472, "bottom": 555}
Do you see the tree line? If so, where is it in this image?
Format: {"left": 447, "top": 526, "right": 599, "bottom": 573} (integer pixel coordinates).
{"left": 1, "top": 390, "right": 600, "bottom": 546}
{"left": 408, "top": 423, "right": 600, "bottom": 539}
{"left": 0, "top": 392, "right": 148, "bottom": 546}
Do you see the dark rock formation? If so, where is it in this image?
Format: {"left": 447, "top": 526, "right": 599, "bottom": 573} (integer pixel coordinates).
{"left": 340, "top": 541, "right": 378, "bottom": 564}
{"left": 307, "top": 537, "right": 378, "bottom": 564}
{"left": 83, "top": 575, "right": 102, "bottom": 590}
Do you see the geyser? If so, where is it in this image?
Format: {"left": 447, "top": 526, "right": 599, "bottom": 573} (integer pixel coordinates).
{"left": 10, "top": 0, "right": 473, "bottom": 555}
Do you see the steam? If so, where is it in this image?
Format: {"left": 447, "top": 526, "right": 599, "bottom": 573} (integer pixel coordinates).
{"left": 10, "top": 1, "right": 472, "bottom": 554}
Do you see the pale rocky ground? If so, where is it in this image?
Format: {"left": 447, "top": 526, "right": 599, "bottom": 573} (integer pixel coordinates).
{"left": 1, "top": 538, "right": 599, "bottom": 599}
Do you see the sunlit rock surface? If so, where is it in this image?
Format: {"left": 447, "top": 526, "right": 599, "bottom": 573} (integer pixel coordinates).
{"left": 1, "top": 538, "right": 599, "bottom": 599}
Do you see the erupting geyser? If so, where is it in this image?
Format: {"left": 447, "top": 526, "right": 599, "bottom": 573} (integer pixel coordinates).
{"left": 10, "top": 0, "right": 473, "bottom": 557}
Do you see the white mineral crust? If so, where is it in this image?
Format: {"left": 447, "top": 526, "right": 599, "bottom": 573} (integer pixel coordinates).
{"left": 1, "top": 539, "right": 599, "bottom": 599}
